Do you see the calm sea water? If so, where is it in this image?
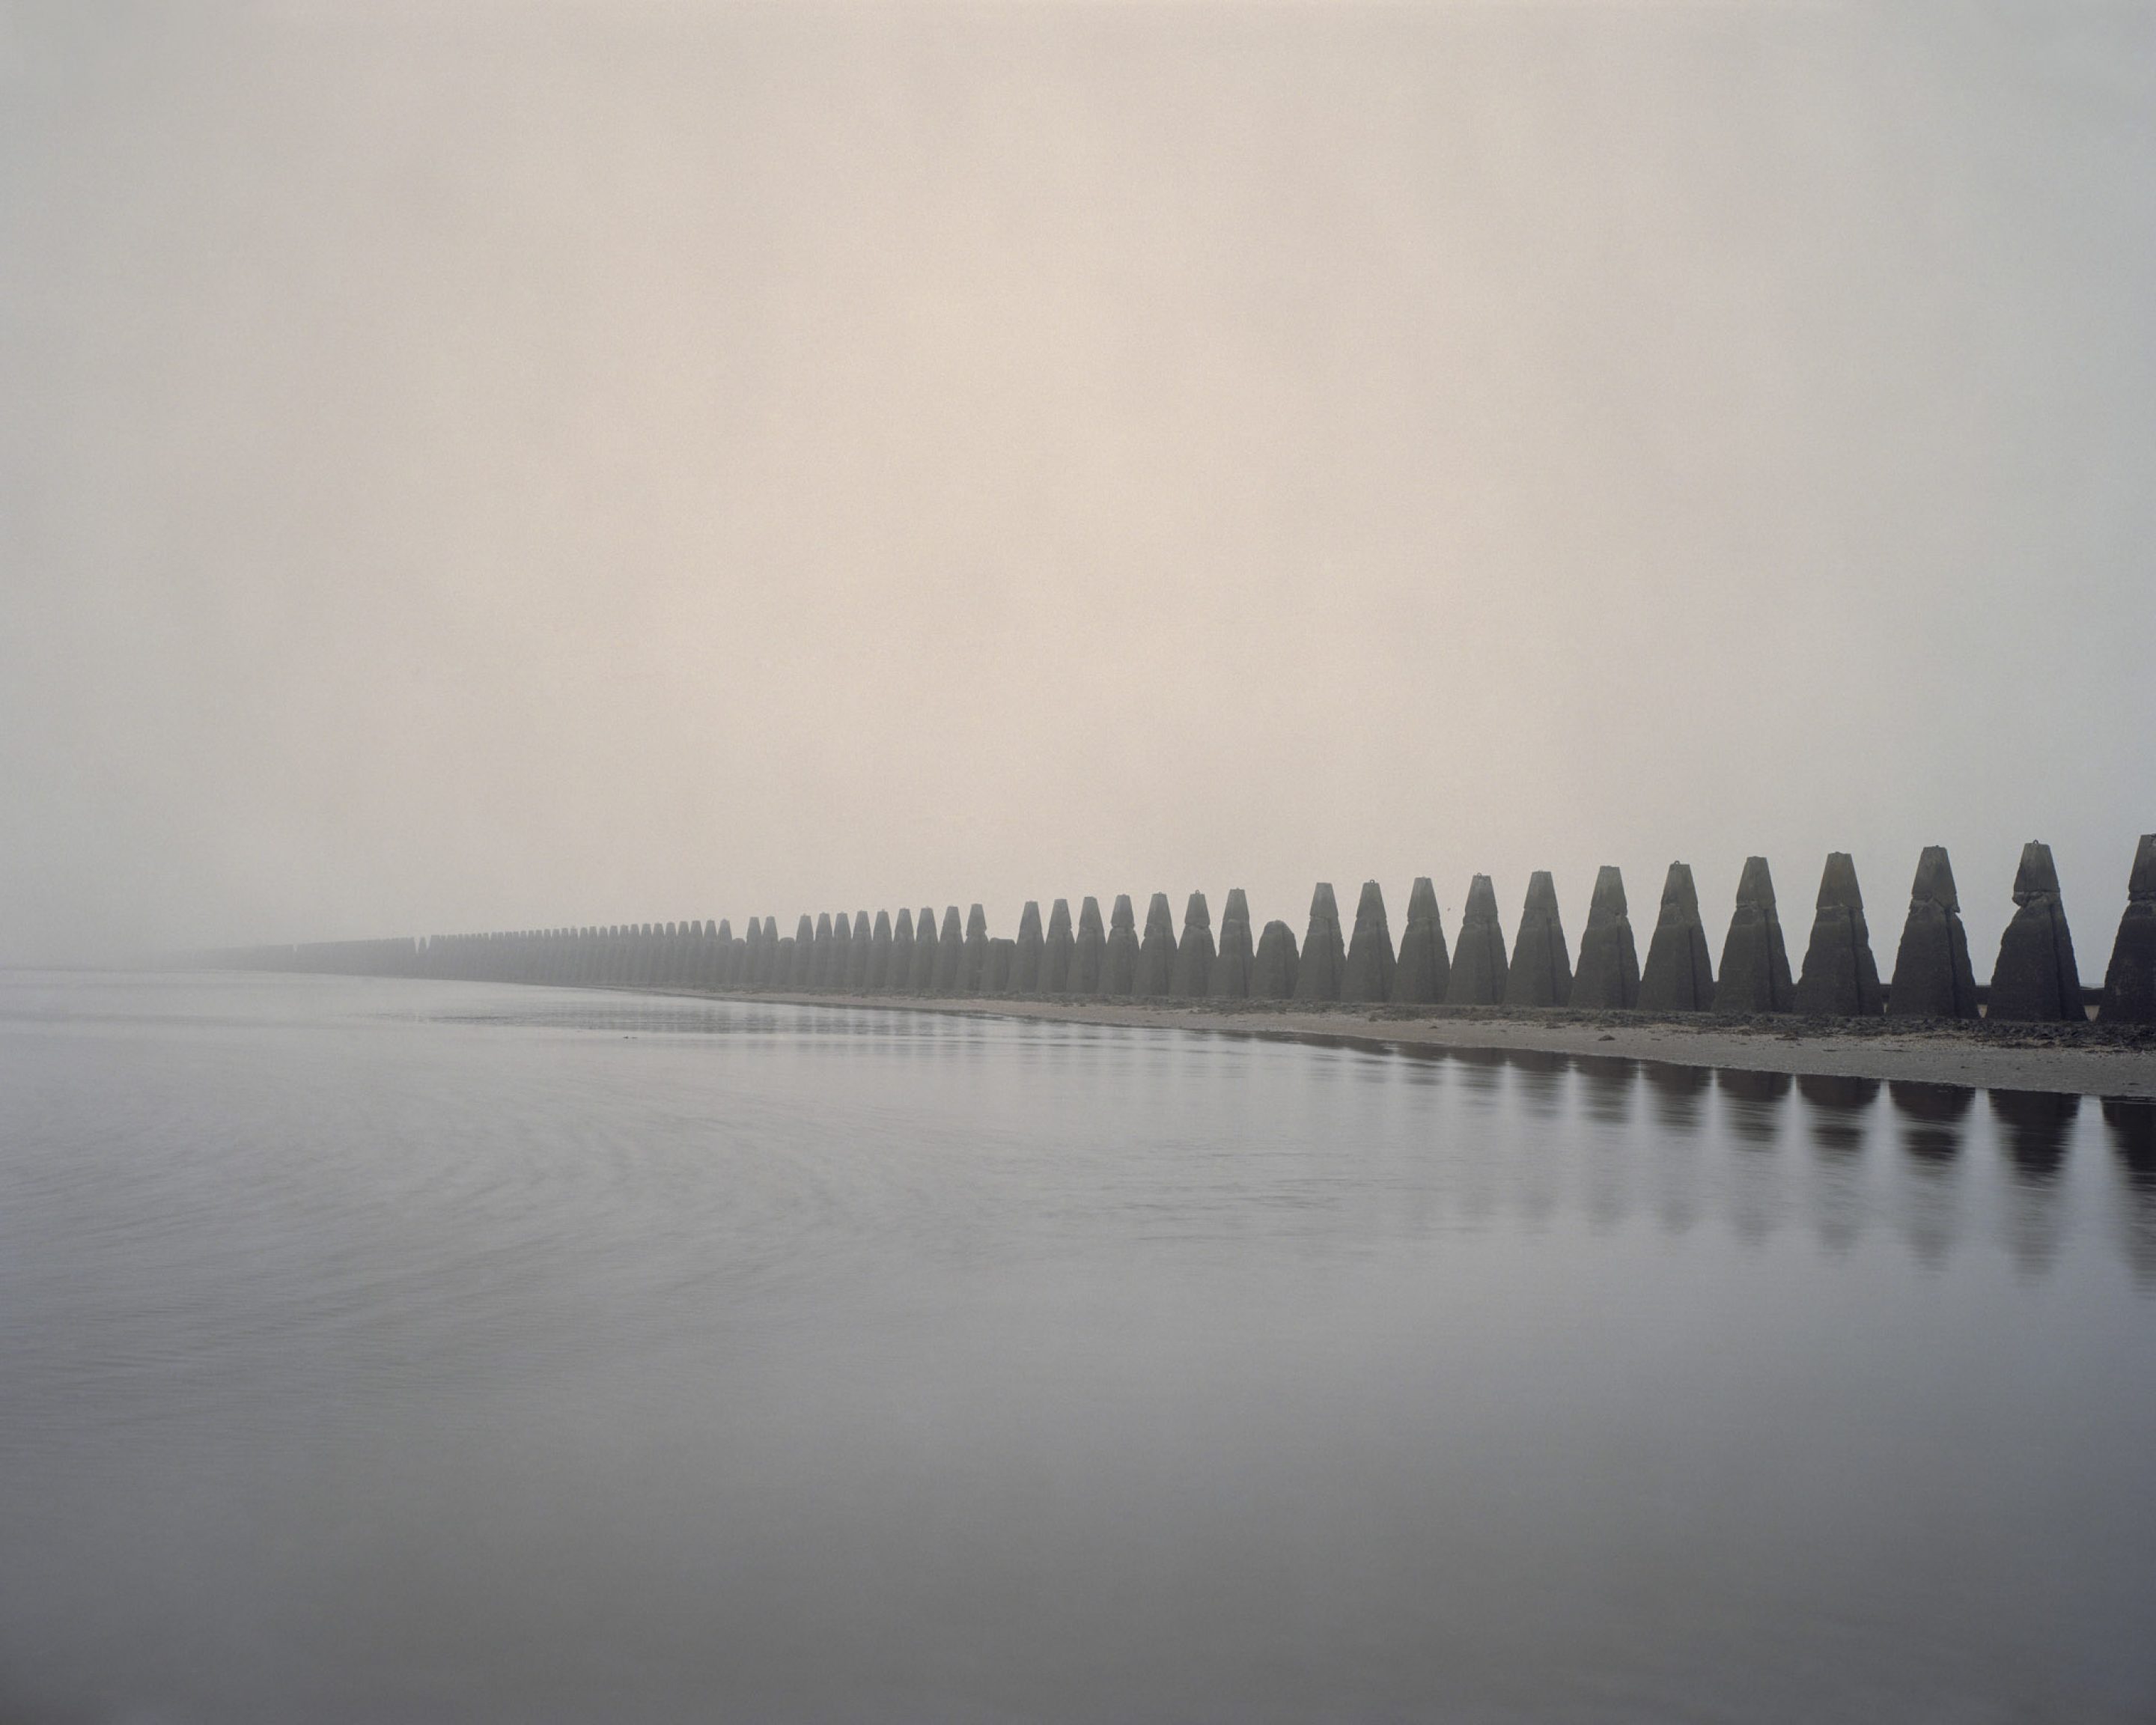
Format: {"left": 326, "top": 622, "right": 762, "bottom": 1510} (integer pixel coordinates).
{"left": 1, "top": 971, "right": 2152, "bottom": 1724}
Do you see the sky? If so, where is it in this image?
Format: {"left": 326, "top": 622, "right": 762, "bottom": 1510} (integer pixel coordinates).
{"left": 1, "top": 0, "right": 2152, "bottom": 970}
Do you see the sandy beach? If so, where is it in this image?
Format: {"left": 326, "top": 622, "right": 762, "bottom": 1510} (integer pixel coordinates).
{"left": 695, "top": 989, "right": 2156, "bottom": 1098}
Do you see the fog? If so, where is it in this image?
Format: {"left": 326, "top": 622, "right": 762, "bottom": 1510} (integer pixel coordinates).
{"left": 2, "top": 0, "right": 2152, "bottom": 967}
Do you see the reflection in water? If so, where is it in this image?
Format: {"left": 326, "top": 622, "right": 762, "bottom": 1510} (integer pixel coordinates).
{"left": 1797, "top": 1074, "right": 1880, "bottom": 1152}
{"left": 1889, "top": 1082, "right": 1973, "bottom": 1267}
{"left": 4, "top": 976, "right": 2154, "bottom": 1725}
{"left": 1797, "top": 1077, "right": 1878, "bottom": 1256}
{"left": 1989, "top": 1091, "right": 2078, "bottom": 1278}
{"left": 2105, "top": 1098, "right": 2156, "bottom": 1288}
{"left": 1889, "top": 1080, "right": 1972, "bottom": 1160}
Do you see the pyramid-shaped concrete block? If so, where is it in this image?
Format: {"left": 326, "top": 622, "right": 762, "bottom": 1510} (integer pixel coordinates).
{"left": 2101, "top": 834, "right": 2156, "bottom": 1023}
{"left": 1714, "top": 857, "right": 1794, "bottom": 1014}
{"left": 960, "top": 904, "right": 990, "bottom": 995}
{"left": 1886, "top": 848, "right": 1979, "bottom": 1019}
{"left": 1342, "top": 880, "right": 1396, "bottom": 1003}
{"left": 868, "top": 910, "right": 894, "bottom": 991}
{"left": 1446, "top": 876, "right": 1508, "bottom": 1006}
{"left": 1136, "top": 893, "right": 1178, "bottom": 997}
{"left": 1569, "top": 867, "right": 1639, "bottom": 1010}
{"left": 1989, "top": 842, "right": 2084, "bottom": 1022}
{"left": 1505, "top": 872, "right": 1573, "bottom": 1008}
{"left": 1252, "top": 919, "right": 1300, "bottom": 999}
{"left": 1294, "top": 883, "right": 1346, "bottom": 1003}
{"left": 1391, "top": 877, "right": 1450, "bottom": 1005}
{"left": 1071, "top": 898, "right": 1106, "bottom": 994}
{"left": 1041, "top": 899, "right": 1076, "bottom": 995}
{"left": 1637, "top": 864, "right": 1715, "bottom": 1011}
{"left": 1209, "top": 889, "right": 1254, "bottom": 999}
{"left": 1791, "top": 854, "right": 1882, "bottom": 1016}
{"left": 1102, "top": 895, "right": 1141, "bottom": 997}
{"left": 1172, "top": 892, "right": 1215, "bottom": 997}
{"left": 905, "top": 907, "right": 937, "bottom": 993}
{"left": 1011, "top": 902, "right": 1044, "bottom": 994}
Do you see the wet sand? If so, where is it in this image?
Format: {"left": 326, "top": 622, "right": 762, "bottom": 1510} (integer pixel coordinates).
{"left": 682, "top": 989, "right": 2156, "bottom": 1098}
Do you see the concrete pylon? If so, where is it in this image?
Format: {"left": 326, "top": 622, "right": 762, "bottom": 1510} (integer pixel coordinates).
{"left": 1446, "top": 876, "right": 1508, "bottom": 1006}
{"left": 1391, "top": 877, "right": 1449, "bottom": 1005}
{"left": 1887, "top": 848, "right": 1979, "bottom": 1020}
{"left": 1988, "top": 842, "right": 2083, "bottom": 1022}
{"left": 1637, "top": 864, "right": 1715, "bottom": 1011}
{"left": 1714, "top": 857, "right": 1794, "bottom": 1014}
{"left": 1136, "top": 893, "right": 1178, "bottom": 997}
{"left": 2101, "top": 834, "right": 2156, "bottom": 1023}
{"left": 934, "top": 907, "right": 965, "bottom": 994}
{"left": 830, "top": 913, "right": 854, "bottom": 991}
{"left": 792, "top": 916, "right": 816, "bottom": 990}
{"left": 1252, "top": 919, "right": 1300, "bottom": 999}
{"left": 1209, "top": 889, "right": 1253, "bottom": 999}
{"left": 1569, "top": 868, "right": 1638, "bottom": 1010}
{"left": 1012, "top": 902, "right": 1044, "bottom": 994}
{"left": 1172, "top": 892, "right": 1215, "bottom": 997}
{"left": 1041, "top": 899, "right": 1075, "bottom": 995}
{"left": 909, "top": 906, "right": 940, "bottom": 994}
{"left": 773, "top": 935, "right": 796, "bottom": 988}
{"left": 845, "top": 913, "right": 871, "bottom": 991}
{"left": 868, "top": 910, "right": 893, "bottom": 991}
{"left": 1342, "top": 880, "right": 1395, "bottom": 1003}
{"left": 887, "top": 907, "right": 915, "bottom": 994}
{"left": 1102, "top": 895, "right": 1140, "bottom": 997}
{"left": 984, "top": 938, "right": 1014, "bottom": 996}
{"left": 960, "top": 904, "right": 990, "bottom": 994}
{"left": 1071, "top": 897, "right": 1106, "bottom": 994}
{"left": 742, "top": 919, "right": 763, "bottom": 988}
{"left": 1294, "top": 883, "right": 1346, "bottom": 1003}
{"left": 807, "top": 913, "right": 832, "bottom": 991}
{"left": 1505, "top": 872, "right": 1572, "bottom": 1008}
{"left": 1791, "top": 854, "right": 1882, "bottom": 1017}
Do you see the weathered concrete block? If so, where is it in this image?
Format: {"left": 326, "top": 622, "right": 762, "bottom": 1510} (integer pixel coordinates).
{"left": 1505, "top": 872, "right": 1573, "bottom": 1008}
{"left": 1341, "top": 880, "right": 1395, "bottom": 1003}
{"left": 1390, "top": 877, "right": 1449, "bottom": 1005}
{"left": 774, "top": 935, "right": 798, "bottom": 989}
{"left": 1172, "top": 892, "right": 1215, "bottom": 997}
{"left": 1012, "top": 902, "right": 1044, "bottom": 994}
{"left": 844, "top": 913, "right": 871, "bottom": 991}
{"left": 1041, "top": 899, "right": 1075, "bottom": 995}
{"left": 1102, "top": 895, "right": 1140, "bottom": 997}
{"left": 1446, "top": 875, "right": 1509, "bottom": 1006}
{"left": 867, "top": 911, "right": 893, "bottom": 991}
{"left": 908, "top": 907, "right": 940, "bottom": 994}
{"left": 1294, "top": 883, "right": 1346, "bottom": 1003}
{"left": 1714, "top": 857, "right": 1794, "bottom": 1014}
{"left": 1251, "top": 919, "right": 1300, "bottom": 999}
{"left": 1136, "top": 893, "right": 1178, "bottom": 997}
{"left": 888, "top": 908, "right": 916, "bottom": 994}
{"left": 984, "top": 937, "right": 1014, "bottom": 996}
{"left": 958, "top": 904, "right": 990, "bottom": 995}
{"left": 1791, "top": 853, "right": 1882, "bottom": 1017}
{"left": 2101, "top": 834, "right": 2156, "bottom": 1024}
{"left": 1988, "top": 842, "right": 2084, "bottom": 1023}
{"left": 831, "top": 913, "right": 855, "bottom": 991}
{"left": 1209, "top": 889, "right": 1253, "bottom": 999}
{"left": 1886, "top": 848, "right": 1979, "bottom": 1019}
{"left": 791, "top": 916, "right": 815, "bottom": 990}
{"left": 1569, "top": 867, "right": 1638, "bottom": 1010}
{"left": 1637, "top": 864, "right": 1716, "bottom": 1011}
{"left": 740, "top": 919, "right": 762, "bottom": 989}
{"left": 1071, "top": 898, "right": 1106, "bottom": 994}
{"left": 934, "top": 907, "right": 965, "bottom": 994}
{"left": 807, "top": 913, "right": 832, "bottom": 991}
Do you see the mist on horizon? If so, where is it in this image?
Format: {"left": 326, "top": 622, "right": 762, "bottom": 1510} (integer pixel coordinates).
{"left": 3, "top": 0, "right": 2153, "bottom": 968}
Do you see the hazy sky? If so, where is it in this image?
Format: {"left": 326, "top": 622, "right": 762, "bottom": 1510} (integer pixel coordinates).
{"left": 3, "top": 0, "right": 2152, "bottom": 967}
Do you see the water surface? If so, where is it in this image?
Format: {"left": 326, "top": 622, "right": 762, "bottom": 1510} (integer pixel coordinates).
{"left": 2, "top": 972, "right": 2152, "bottom": 1723}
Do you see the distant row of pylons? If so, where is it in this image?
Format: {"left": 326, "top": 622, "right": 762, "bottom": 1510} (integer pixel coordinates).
{"left": 205, "top": 836, "right": 2156, "bottom": 1023}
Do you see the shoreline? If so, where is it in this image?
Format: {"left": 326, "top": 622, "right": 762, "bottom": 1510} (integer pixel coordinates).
{"left": 655, "top": 987, "right": 2156, "bottom": 1098}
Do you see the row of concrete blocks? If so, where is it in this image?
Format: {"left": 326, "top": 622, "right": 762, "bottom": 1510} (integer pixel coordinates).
{"left": 365, "top": 833, "right": 2156, "bottom": 1022}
